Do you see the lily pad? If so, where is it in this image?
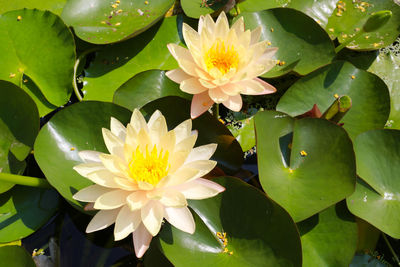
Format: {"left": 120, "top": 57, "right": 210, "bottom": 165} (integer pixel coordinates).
{"left": 181, "top": 0, "right": 228, "bottom": 18}
{"left": 156, "top": 177, "right": 302, "bottom": 267}
{"left": 236, "top": 0, "right": 290, "bottom": 13}
{"left": 227, "top": 116, "right": 255, "bottom": 152}
{"left": 0, "top": 246, "right": 35, "bottom": 267}
{"left": 0, "top": 1, "right": 66, "bottom": 15}
{"left": 0, "top": 81, "right": 39, "bottom": 193}
{"left": 347, "top": 129, "right": 400, "bottom": 238}
{"left": 277, "top": 61, "right": 390, "bottom": 140}
{"left": 34, "top": 101, "right": 132, "bottom": 210}
{"left": 113, "top": 70, "right": 190, "bottom": 110}
{"left": 255, "top": 110, "right": 356, "bottom": 222}
{"left": 297, "top": 202, "right": 358, "bottom": 267}
{"left": 238, "top": 8, "right": 336, "bottom": 78}
{"left": 61, "top": 0, "right": 174, "bottom": 44}
{"left": 0, "top": 186, "right": 59, "bottom": 243}
{"left": 140, "top": 96, "right": 244, "bottom": 174}
{"left": 0, "top": 9, "right": 75, "bottom": 109}
{"left": 82, "top": 16, "right": 181, "bottom": 101}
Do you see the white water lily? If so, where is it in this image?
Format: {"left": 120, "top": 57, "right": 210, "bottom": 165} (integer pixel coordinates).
{"left": 166, "top": 12, "right": 277, "bottom": 118}
{"left": 72, "top": 109, "right": 225, "bottom": 258}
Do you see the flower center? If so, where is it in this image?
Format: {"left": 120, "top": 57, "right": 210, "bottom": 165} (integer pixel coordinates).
{"left": 128, "top": 145, "right": 170, "bottom": 186}
{"left": 204, "top": 39, "right": 239, "bottom": 75}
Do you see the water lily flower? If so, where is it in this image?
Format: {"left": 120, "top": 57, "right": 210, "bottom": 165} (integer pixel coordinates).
{"left": 166, "top": 12, "right": 277, "bottom": 118}
{"left": 72, "top": 109, "right": 225, "bottom": 258}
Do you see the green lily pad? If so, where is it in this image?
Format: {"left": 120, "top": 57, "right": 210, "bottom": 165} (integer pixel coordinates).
{"left": 113, "top": 70, "right": 190, "bottom": 110}
{"left": 347, "top": 129, "right": 400, "bottom": 238}
{"left": 0, "top": 81, "right": 39, "bottom": 193}
{"left": 82, "top": 16, "right": 181, "bottom": 102}
{"left": 34, "top": 101, "right": 132, "bottom": 210}
{"left": 297, "top": 202, "right": 358, "bottom": 267}
{"left": 0, "top": 186, "right": 59, "bottom": 243}
{"left": 0, "top": 1, "right": 66, "bottom": 15}
{"left": 276, "top": 61, "right": 390, "bottom": 140}
{"left": 181, "top": 0, "right": 228, "bottom": 18}
{"left": 61, "top": 0, "right": 174, "bottom": 44}
{"left": 227, "top": 116, "right": 255, "bottom": 152}
{"left": 238, "top": 8, "right": 336, "bottom": 78}
{"left": 236, "top": 0, "right": 290, "bottom": 13}
{"left": 350, "top": 254, "right": 387, "bottom": 267}
{"left": 341, "top": 51, "right": 400, "bottom": 130}
{"left": 287, "top": 0, "right": 400, "bottom": 50}
{"left": 255, "top": 110, "right": 356, "bottom": 222}
{"left": 0, "top": 9, "right": 75, "bottom": 110}
{"left": 156, "top": 177, "right": 302, "bottom": 267}
{"left": 0, "top": 246, "right": 35, "bottom": 267}
{"left": 140, "top": 96, "right": 244, "bottom": 174}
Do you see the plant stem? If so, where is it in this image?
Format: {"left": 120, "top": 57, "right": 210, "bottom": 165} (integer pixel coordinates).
{"left": 73, "top": 48, "right": 99, "bottom": 102}
{"left": 382, "top": 233, "right": 400, "bottom": 266}
{"left": 335, "top": 30, "right": 364, "bottom": 53}
{"left": 212, "top": 103, "right": 219, "bottom": 119}
{"left": 0, "top": 172, "right": 52, "bottom": 188}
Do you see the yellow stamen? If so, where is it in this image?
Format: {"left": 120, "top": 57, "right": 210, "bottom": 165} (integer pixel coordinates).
{"left": 204, "top": 39, "right": 239, "bottom": 75}
{"left": 300, "top": 150, "right": 308, "bottom": 157}
{"left": 128, "top": 145, "right": 170, "bottom": 186}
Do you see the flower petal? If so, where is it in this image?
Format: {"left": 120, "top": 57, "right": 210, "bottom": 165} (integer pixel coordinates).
{"left": 127, "top": 191, "right": 149, "bottom": 211}
{"left": 73, "top": 163, "right": 106, "bottom": 177}
{"left": 159, "top": 130, "right": 176, "bottom": 154}
{"left": 102, "top": 128, "right": 124, "bottom": 158}
{"left": 240, "top": 78, "right": 276, "bottom": 95}
{"left": 114, "top": 205, "right": 141, "bottom": 241}
{"left": 185, "top": 143, "right": 217, "bottom": 163}
{"left": 230, "top": 16, "right": 244, "bottom": 37}
{"left": 191, "top": 91, "right": 214, "bottom": 119}
{"left": 78, "top": 150, "right": 102, "bottom": 163}
{"left": 137, "top": 128, "right": 152, "bottom": 152}
{"left": 179, "top": 178, "right": 225, "bottom": 200}
{"left": 130, "top": 109, "right": 148, "bottom": 133}
{"left": 99, "top": 154, "right": 128, "bottom": 176}
{"left": 250, "top": 26, "right": 262, "bottom": 45}
{"left": 132, "top": 223, "right": 152, "bottom": 258}
{"left": 73, "top": 185, "right": 113, "bottom": 202}
{"left": 125, "top": 124, "right": 138, "bottom": 150}
{"left": 110, "top": 117, "right": 126, "bottom": 141}
{"left": 184, "top": 160, "right": 217, "bottom": 178}
{"left": 209, "top": 87, "right": 229, "bottom": 103}
{"left": 220, "top": 83, "right": 242, "bottom": 96}
{"left": 86, "top": 169, "right": 121, "bottom": 188}
{"left": 114, "top": 177, "right": 138, "bottom": 191}
{"left": 167, "top": 44, "right": 198, "bottom": 77}
{"left": 182, "top": 23, "right": 200, "bottom": 52}
{"left": 157, "top": 167, "right": 199, "bottom": 188}
{"left": 181, "top": 78, "right": 209, "bottom": 94}
{"left": 148, "top": 110, "right": 167, "bottom": 145}
{"left": 222, "top": 94, "right": 243, "bottom": 111}
{"left": 159, "top": 190, "right": 187, "bottom": 207}
{"left": 94, "top": 189, "right": 131, "bottom": 210}
{"left": 214, "top": 12, "right": 229, "bottom": 39}
{"left": 166, "top": 69, "right": 193, "bottom": 84}
{"left": 86, "top": 208, "right": 120, "bottom": 233}
{"left": 141, "top": 201, "right": 164, "bottom": 236}
{"left": 164, "top": 206, "right": 195, "bottom": 234}
{"left": 173, "top": 119, "right": 192, "bottom": 144}
{"left": 170, "top": 133, "right": 198, "bottom": 172}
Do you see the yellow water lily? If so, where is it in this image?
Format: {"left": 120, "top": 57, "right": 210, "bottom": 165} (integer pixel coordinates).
{"left": 72, "top": 109, "right": 224, "bottom": 258}
{"left": 166, "top": 12, "right": 277, "bottom": 118}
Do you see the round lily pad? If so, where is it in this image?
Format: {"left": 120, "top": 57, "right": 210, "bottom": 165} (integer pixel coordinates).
{"left": 82, "top": 16, "right": 181, "bottom": 102}
{"left": 140, "top": 96, "right": 244, "bottom": 174}
{"left": 0, "top": 246, "right": 35, "bottom": 267}
{"left": 297, "top": 202, "right": 358, "bottom": 267}
{"left": 227, "top": 116, "right": 255, "bottom": 152}
{"left": 236, "top": 0, "right": 289, "bottom": 13}
{"left": 0, "top": 9, "right": 75, "bottom": 110}
{"left": 255, "top": 110, "right": 356, "bottom": 222}
{"left": 0, "top": 1, "right": 66, "bottom": 15}
{"left": 61, "top": 0, "right": 174, "bottom": 44}
{"left": 156, "top": 177, "right": 302, "bottom": 267}
{"left": 347, "top": 129, "right": 400, "bottom": 238}
{"left": 277, "top": 61, "right": 390, "bottom": 140}
{"left": 0, "top": 186, "right": 59, "bottom": 243}
{"left": 0, "top": 81, "right": 39, "bottom": 193}
{"left": 238, "top": 8, "right": 336, "bottom": 78}
{"left": 113, "top": 70, "right": 190, "bottom": 110}
{"left": 34, "top": 101, "right": 132, "bottom": 210}
{"left": 181, "top": 0, "right": 228, "bottom": 18}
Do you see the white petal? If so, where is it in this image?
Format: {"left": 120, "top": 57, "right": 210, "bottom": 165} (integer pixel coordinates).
{"left": 114, "top": 205, "right": 141, "bottom": 241}
{"left": 127, "top": 191, "right": 149, "bottom": 211}
{"left": 164, "top": 206, "right": 195, "bottom": 234}
{"left": 73, "top": 163, "right": 106, "bottom": 177}
{"left": 78, "top": 150, "right": 102, "bottom": 163}
{"left": 222, "top": 94, "right": 243, "bottom": 111}
{"left": 110, "top": 117, "right": 126, "bottom": 141}
{"left": 231, "top": 16, "right": 244, "bottom": 36}
{"left": 94, "top": 189, "right": 131, "bottom": 210}
{"left": 190, "top": 91, "right": 214, "bottom": 119}
{"left": 102, "top": 128, "right": 124, "bottom": 158}
{"left": 182, "top": 23, "right": 200, "bottom": 52}
{"left": 179, "top": 178, "right": 225, "bottom": 199}
{"left": 157, "top": 167, "right": 199, "bottom": 188}
{"left": 184, "top": 160, "right": 217, "bottom": 178}
{"left": 99, "top": 154, "right": 127, "bottom": 176}
{"left": 141, "top": 201, "right": 164, "bottom": 236}
{"left": 214, "top": 12, "right": 229, "bottom": 39}
{"left": 114, "top": 177, "right": 138, "bottom": 191}
{"left": 208, "top": 87, "right": 229, "bottom": 103}
{"left": 173, "top": 119, "right": 192, "bottom": 144}
{"left": 170, "top": 133, "right": 198, "bottom": 172}
{"left": 86, "top": 169, "right": 121, "bottom": 188}
{"left": 147, "top": 110, "right": 167, "bottom": 145}
{"left": 130, "top": 109, "right": 148, "bottom": 133}
{"left": 166, "top": 69, "right": 193, "bottom": 84}
{"left": 132, "top": 223, "right": 153, "bottom": 258}
{"left": 73, "top": 185, "right": 113, "bottom": 202}
{"left": 159, "top": 130, "right": 176, "bottom": 154}
{"left": 185, "top": 144, "right": 217, "bottom": 163}
{"left": 240, "top": 78, "right": 276, "bottom": 95}
{"left": 167, "top": 44, "right": 198, "bottom": 77}
{"left": 181, "top": 78, "right": 209, "bottom": 94}
{"left": 125, "top": 124, "right": 138, "bottom": 149}
{"left": 159, "top": 190, "right": 188, "bottom": 207}
{"left": 86, "top": 208, "right": 120, "bottom": 233}
{"left": 250, "top": 26, "right": 262, "bottom": 45}
{"left": 137, "top": 128, "right": 152, "bottom": 152}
